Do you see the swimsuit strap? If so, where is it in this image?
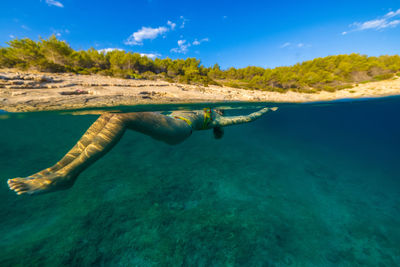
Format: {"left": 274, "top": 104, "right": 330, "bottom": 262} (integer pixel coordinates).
{"left": 202, "top": 108, "right": 212, "bottom": 129}
{"left": 173, "top": 116, "right": 193, "bottom": 127}
{"left": 167, "top": 114, "right": 192, "bottom": 127}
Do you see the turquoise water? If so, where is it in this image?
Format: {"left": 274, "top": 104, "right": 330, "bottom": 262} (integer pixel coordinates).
{"left": 0, "top": 98, "right": 399, "bottom": 266}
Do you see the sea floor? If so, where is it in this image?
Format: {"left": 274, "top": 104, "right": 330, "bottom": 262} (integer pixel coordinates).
{"left": 0, "top": 98, "right": 399, "bottom": 266}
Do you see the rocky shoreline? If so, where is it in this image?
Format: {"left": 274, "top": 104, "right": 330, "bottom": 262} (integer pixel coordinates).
{"left": 1, "top": 69, "right": 400, "bottom": 112}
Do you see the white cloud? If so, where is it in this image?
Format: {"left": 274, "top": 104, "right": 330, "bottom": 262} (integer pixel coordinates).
{"left": 179, "top": 16, "right": 188, "bottom": 29}
{"left": 51, "top": 28, "right": 70, "bottom": 38}
{"left": 171, "top": 39, "right": 190, "bottom": 54}
{"left": 384, "top": 9, "right": 400, "bottom": 19}
{"left": 344, "top": 9, "right": 400, "bottom": 34}
{"left": 167, "top": 20, "right": 176, "bottom": 30}
{"left": 171, "top": 37, "right": 207, "bottom": 53}
{"left": 223, "top": 16, "right": 228, "bottom": 19}
{"left": 45, "top": 0, "right": 64, "bottom": 8}
{"left": 98, "top": 48, "right": 123, "bottom": 53}
{"left": 192, "top": 38, "right": 209, "bottom": 46}
{"left": 280, "top": 42, "right": 309, "bottom": 48}
{"left": 388, "top": 20, "right": 400, "bottom": 27}
{"left": 9, "top": 35, "right": 15, "bottom": 39}
{"left": 21, "top": 25, "right": 30, "bottom": 30}
{"left": 140, "top": 53, "right": 161, "bottom": 59}
{"left": 125, "top": 26, "right": 168, "bottom": 45}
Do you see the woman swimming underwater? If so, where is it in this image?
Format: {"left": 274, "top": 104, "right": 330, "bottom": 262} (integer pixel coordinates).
{"left": 7, "top": 107, "right": 277, "bottom": 195}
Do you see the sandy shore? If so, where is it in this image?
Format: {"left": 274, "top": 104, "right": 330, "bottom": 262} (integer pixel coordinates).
{"left": 1, "top": 69, "right": 399, "bottom": 112}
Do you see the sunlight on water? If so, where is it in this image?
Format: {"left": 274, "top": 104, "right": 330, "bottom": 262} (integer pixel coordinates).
{"left": 1, "top": 97, "right": 399, "bottom": 266}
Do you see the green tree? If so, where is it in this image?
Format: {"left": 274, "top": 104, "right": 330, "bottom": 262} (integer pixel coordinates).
{"left": 40, "top": 35, "right": 73, "bottom": 69}
{"left": 6, "top": 38, "right": 46, "bottom": 70}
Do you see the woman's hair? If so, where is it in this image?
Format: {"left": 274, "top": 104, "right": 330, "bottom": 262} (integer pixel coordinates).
{"left": 213, "top": 126, "right": 224, "bottom": 139}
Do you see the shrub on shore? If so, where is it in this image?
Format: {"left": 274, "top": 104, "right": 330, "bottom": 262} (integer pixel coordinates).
{"left": 1, "top": 36, "right": 400, "bottom": 92}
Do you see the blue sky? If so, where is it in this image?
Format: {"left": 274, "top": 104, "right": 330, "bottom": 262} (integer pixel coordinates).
{"left": 1, "top": 0, "right": 400, "bottom": 69}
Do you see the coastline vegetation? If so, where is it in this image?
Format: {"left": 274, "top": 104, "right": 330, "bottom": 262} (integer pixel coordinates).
{"left": 1, "top": 36, "right": 400, "bottom": 92}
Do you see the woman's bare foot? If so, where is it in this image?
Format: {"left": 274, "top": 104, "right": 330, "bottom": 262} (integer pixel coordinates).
{"left": 7, "top": 173, "right": 74, "bottom": 195}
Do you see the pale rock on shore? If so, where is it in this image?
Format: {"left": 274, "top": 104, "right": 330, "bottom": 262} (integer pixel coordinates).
{"left": 1, "top": 69, "right": 400, "bottom": 112}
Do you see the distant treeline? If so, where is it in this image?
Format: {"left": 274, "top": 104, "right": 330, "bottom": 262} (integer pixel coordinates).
{"left": 1, "top": 36, "right": 400, "bottom": 92}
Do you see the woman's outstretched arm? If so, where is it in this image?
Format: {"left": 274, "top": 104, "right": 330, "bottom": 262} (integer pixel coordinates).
{"left": 211, "top": 107, "right": 278, "bottom": 127}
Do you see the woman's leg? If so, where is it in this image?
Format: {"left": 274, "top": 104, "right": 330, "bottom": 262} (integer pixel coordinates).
{"left": 8, "top": 112, "right": 192, "bottom": 195}
{"left": 8, "top": 113, "right": 126, "bottom": 195}
{"left": 29, "top": 113, "right": 113, "bottom": 179}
